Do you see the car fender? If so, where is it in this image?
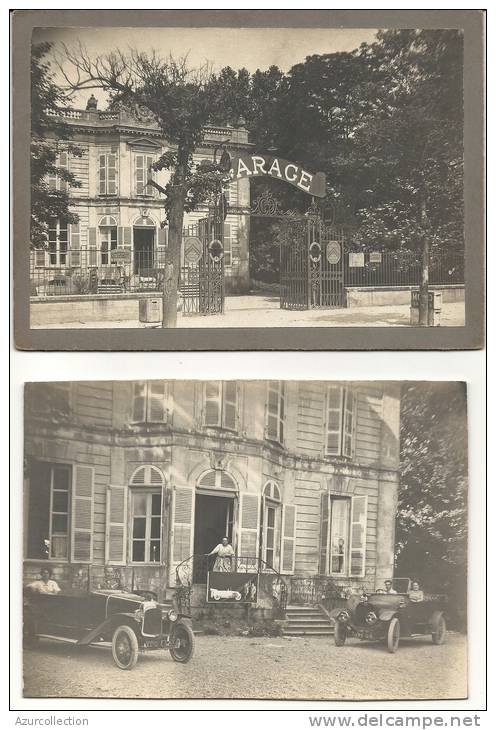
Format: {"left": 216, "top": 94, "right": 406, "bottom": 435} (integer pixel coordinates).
{"left": 77, "top": 612, "right": 140, "bottom": 646}
{"left": 428, "top": 610, "right": 445, "bottom": 632}
{"left": 377, "top": 609, "right": 398, "bottom": 622}
{"left": 329, "top": 607, "right": 347, "bottom": 621}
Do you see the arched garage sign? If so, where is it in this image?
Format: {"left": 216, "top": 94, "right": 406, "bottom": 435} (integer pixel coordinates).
{"left": 229, "top": 155, "right": 326, "bottom": 198}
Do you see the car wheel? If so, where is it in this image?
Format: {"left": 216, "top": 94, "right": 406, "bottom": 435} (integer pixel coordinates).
{"left": 432, "top": 615, "right": 447, "bottom": 645}
{"left": 387, "top": 617, "right": 400, "bottom": 653}
{"left": 111, "top": 625, "right": 139, "bottom": 670}
{"left": 334, "top": 621, "right": 347, "bottom": 646}
{"left": 169, "top": 622, "right": 195, "bottom": 663}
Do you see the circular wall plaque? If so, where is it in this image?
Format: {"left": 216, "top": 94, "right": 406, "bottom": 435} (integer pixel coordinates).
{"left": 184, "top": 236, "right": 203, "bottom": 264}
{"left": 326, "top": 240, "right": 341, "bottom": 264}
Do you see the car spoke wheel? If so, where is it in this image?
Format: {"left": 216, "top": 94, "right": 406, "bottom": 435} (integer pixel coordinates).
{"left": 112, "top": 625, "right": 139, "bottom": 670}
{"left": 169, "top": 622, "right": 195, "bottom": 663}
{"left": 432, "top": 615, "right": 446, "bottom": 645}
{"left": 334, "top": 621, "right": 347, "bottom": 646}
{"left": 387, "top": 617, "right": 400, "bottom": 653}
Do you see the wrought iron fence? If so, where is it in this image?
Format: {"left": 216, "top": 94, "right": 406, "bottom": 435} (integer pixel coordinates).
{"left": 175, "top": 554, "right": 288, "bottom": 614}
{"left": 30, "top": 249, "right": 168, "bottom": 297}
{"left": 344, "top": 250, "right": 464, "bottom": 288}
{"left": 289, "top": 575, "right": 351, "bottom": 612}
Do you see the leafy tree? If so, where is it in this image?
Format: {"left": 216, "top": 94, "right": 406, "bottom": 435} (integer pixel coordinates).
{"left": 348, "top": 30, "right": 464, "bottom": 323}
{"left": 58, "top": 48, "right": 238, "bottom": 326}
{"left": 31, "top": 43, "right": 82, "bottom": 249}
{"left": 398, "top": 382, "right": 468, "bottom": 627}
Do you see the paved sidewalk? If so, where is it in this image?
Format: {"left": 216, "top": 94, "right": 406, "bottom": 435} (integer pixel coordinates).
{"left": 31, "top": 296, "right": 465, "bottom": 329}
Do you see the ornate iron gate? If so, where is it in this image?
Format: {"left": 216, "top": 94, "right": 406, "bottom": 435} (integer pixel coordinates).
{"left": 180, "top": 213, "right": 225, "bottom": 315}
{"left": 280, "top": 216, "right": 346, "bottom": 310}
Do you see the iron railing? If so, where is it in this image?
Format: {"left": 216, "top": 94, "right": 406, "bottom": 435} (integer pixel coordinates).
{"left": 289, "top": 575, "right": 352, "bottom": 612}
{"left": 30, "top": 249, "right": 167, "bottom": 297}
{"left": 175, "top": 554, "right": 288, "bottom": 614}
{"left": 344, "top": 250, "right": 464, "bottom": 288}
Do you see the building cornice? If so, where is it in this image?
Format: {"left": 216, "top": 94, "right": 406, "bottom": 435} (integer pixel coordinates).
{"left": 25, "top": 422, "right": 400, "bottom": 484}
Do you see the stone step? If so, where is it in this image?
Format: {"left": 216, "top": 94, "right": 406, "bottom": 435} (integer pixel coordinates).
{"left": 285, "top": 620, "right": 333, "bottom": 628}
{"left": 283, "top": 628, "right": 335, "bottom": 636}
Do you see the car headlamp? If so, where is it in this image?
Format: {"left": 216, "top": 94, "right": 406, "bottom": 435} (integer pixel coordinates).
{"left": 168, "top": 609, "right": 178, "bottom": 622}
{"left": 337, "top": 610, "right": 349, "bottom": 623}
{"left": 133, "top": 608, "right": 144, "bottom": 621}
{"left": 365, "top": 611, "right": 377, "bottom": 624}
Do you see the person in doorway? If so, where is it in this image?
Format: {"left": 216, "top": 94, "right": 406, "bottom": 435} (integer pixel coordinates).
{"left": 27, "top": 568, "right": 61, "bottom": 594}
{"left": 207, "top": 537, "right": 235, "bottom": 572}
{"left": 384, "top": 579, "right": 397, "bottom": 594}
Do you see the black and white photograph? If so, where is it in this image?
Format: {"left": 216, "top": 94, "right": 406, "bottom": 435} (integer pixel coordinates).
{"left": 22, "top": 379, "right": 468, "bottom": 700}
{"left": 19, "top": 14, "right": 478, "bottom": 342}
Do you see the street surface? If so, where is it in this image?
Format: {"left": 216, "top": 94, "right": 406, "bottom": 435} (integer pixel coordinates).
{"left": 23, "top": 632, "right": 467, "bottom": 700}
{"left": 31, "top": 296, "right": 465, "bottom": 329}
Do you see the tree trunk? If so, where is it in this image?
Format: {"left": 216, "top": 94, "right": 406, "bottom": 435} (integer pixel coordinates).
{"left": 161, "top": 159, "right": 187, "bottom": 328}
{"left": 418, "top": 198, "right": 430, "bottom": 327}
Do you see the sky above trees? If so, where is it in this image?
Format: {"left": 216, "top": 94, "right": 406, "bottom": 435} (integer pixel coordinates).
{"left": 33, "top": 26, "right": 378, "bottom": 107}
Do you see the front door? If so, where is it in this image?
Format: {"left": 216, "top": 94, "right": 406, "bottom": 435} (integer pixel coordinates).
{"left": 193, "top": 493, "right": 235, "bottom": 583}
{"left": 133, "top": 228, "right": 155, "bottom": 274}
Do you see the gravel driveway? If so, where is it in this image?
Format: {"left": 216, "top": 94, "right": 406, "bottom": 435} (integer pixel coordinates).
{"left": 23, "top": 632, "right": 467, "bottom": 701}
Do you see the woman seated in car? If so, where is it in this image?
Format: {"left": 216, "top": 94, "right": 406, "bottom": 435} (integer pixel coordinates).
{"left": 408, "top": 580, "right": 424, "bottom": 602}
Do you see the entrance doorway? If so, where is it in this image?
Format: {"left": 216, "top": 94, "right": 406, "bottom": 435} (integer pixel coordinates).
{"left": 133, "top": 228, "right": 155, "bottom": 273}
{"left": 193, "top": 493, "right": 235, "bottom": 583}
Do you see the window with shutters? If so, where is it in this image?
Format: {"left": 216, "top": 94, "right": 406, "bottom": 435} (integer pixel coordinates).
{"left": 132, "top": 381, "right": 169, "bottom": 423}
{"left": 99, "top": 225, "right": 118, "bottom": 265}
{"left": 135, "top": 153, "right": 156, "bottom": 197}
{"left": 47, "top": 218, "right": 69, "bottom": 266}
{"left": 47, "top": 150, "right": 70, "bottom": 193}
{"left": 261, "top": 481, "right": 281, "bottom": 569}
{"left": 266, "top": 381, "right": 285, "bottom": 445}
{"left": 26, "top": 462, "right": 71, "bottom": 561}
{"left": 325, "top": 386, "right": 356, "bottom": 458}
{"left": 98, "top": 150, "right": 118, "bottom": 196}
{"left": 204, "top": 381, "right": 238, "bottom": 431}
{"left": 128, "top": 466, "right": 165, "bottom": 564}
{"left": 319, "top": 494, "right": 366, "bottom": 577}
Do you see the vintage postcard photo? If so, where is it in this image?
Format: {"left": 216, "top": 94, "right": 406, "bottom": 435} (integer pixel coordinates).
{"left": 12, "top": 10, "right": 484, "bottom": 349}
{"left": 22, "top": 379, "right": 468, "bottom": 700}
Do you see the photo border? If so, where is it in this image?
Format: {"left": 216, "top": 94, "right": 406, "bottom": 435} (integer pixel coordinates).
{"left": 12, "top": 9, "right": 485, "bottom": 350}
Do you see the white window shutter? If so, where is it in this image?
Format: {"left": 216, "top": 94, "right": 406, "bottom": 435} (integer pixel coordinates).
{"left": 99, "top": 154, "right": 107, "bottom": 195}
{"left": 205, "top": 382, "right": 222, "bottom": 426}
{"left": 170, "top": 486, "right": 195, "bottom": 584}
{"left": 34, "top": 249, "right": 46, "bottom": 267}
{"left": 88, "top": 227, "right": 97, "bottom": 266}
{"left": 146, "top": 154, "right": 155, "bottom": 196}
{"left": 132, "top": 382, "right": 146, "bottom": 422}
{"left": 107, "top": 153, "right": 117, "bottom": 195}
{"left": 280, "top": 504, "right": 297, "bottom": 574}
{"left": 70, "top": 465, "right": 94, "bottom": 563}
{"left": 58, "top": 151, "right": 69, "bottom": 193}
{"left": 319, "top": 492, "right": 330, "bottom": 575}
{"left": 342, "top": 389, "right": 356, "bottom": 458}
{"left": 136, "top": 154, "right": 145, "bottom": 195}
{"left": 105, "top": 485, "right": 128, "bottom": 565}
{"left": 148, "top": 381, "right": 167, "bottom": 422}
{"left": 266, "top": 382, "right": 280, "bottom": 442}
{"left": 238, "top": 492, "right": 260, "bottom": 570}
{"left": 350, "top": 495, "right": 367, "bottom": 577}
{"left": 326, "top": 386, "right": 344, "bottom": 456}
{"left": 223, "top": 381, "right": 237, "bottom": 430}
{"left": 69, "top": 222, "right": 81, "bottom": 266}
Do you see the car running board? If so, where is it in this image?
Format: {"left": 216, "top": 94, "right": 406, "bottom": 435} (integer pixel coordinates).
{"left": 37, "top": 634, "right": 112, "bottom": 649}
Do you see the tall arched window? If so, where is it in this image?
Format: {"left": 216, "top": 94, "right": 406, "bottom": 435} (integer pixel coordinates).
{"left": 262, "top": 480, "right": 282, "bottom": 569}
{"left": 99, "top": 215, "right": 118, "bottom": 265}
{"left": 325, "top": 386, "right": 356, "bottom": 458}
{"left": 129, "top": 465, "right": 165, "bottom": 564}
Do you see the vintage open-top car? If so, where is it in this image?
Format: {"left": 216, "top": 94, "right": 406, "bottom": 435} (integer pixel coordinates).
{"left": 23, "top": 587, "right": 195, "bottom": 669}
{"left": 330, "top": 579, "right": 447, "bottom": 653}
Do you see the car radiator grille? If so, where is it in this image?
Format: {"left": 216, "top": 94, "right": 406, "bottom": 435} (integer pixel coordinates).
{"left": 142, "top": 607, "right": 163, "bottom": 636}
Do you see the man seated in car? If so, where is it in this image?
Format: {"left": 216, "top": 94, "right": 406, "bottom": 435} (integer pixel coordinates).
{"left": 384, "top": 579, "right": 397, "bottom": 594}
{"left": 408, "top": 580, "right": 424, "bottom": 602}
{"left": 27, "top": 567, "right": 61, "bottom": 594}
